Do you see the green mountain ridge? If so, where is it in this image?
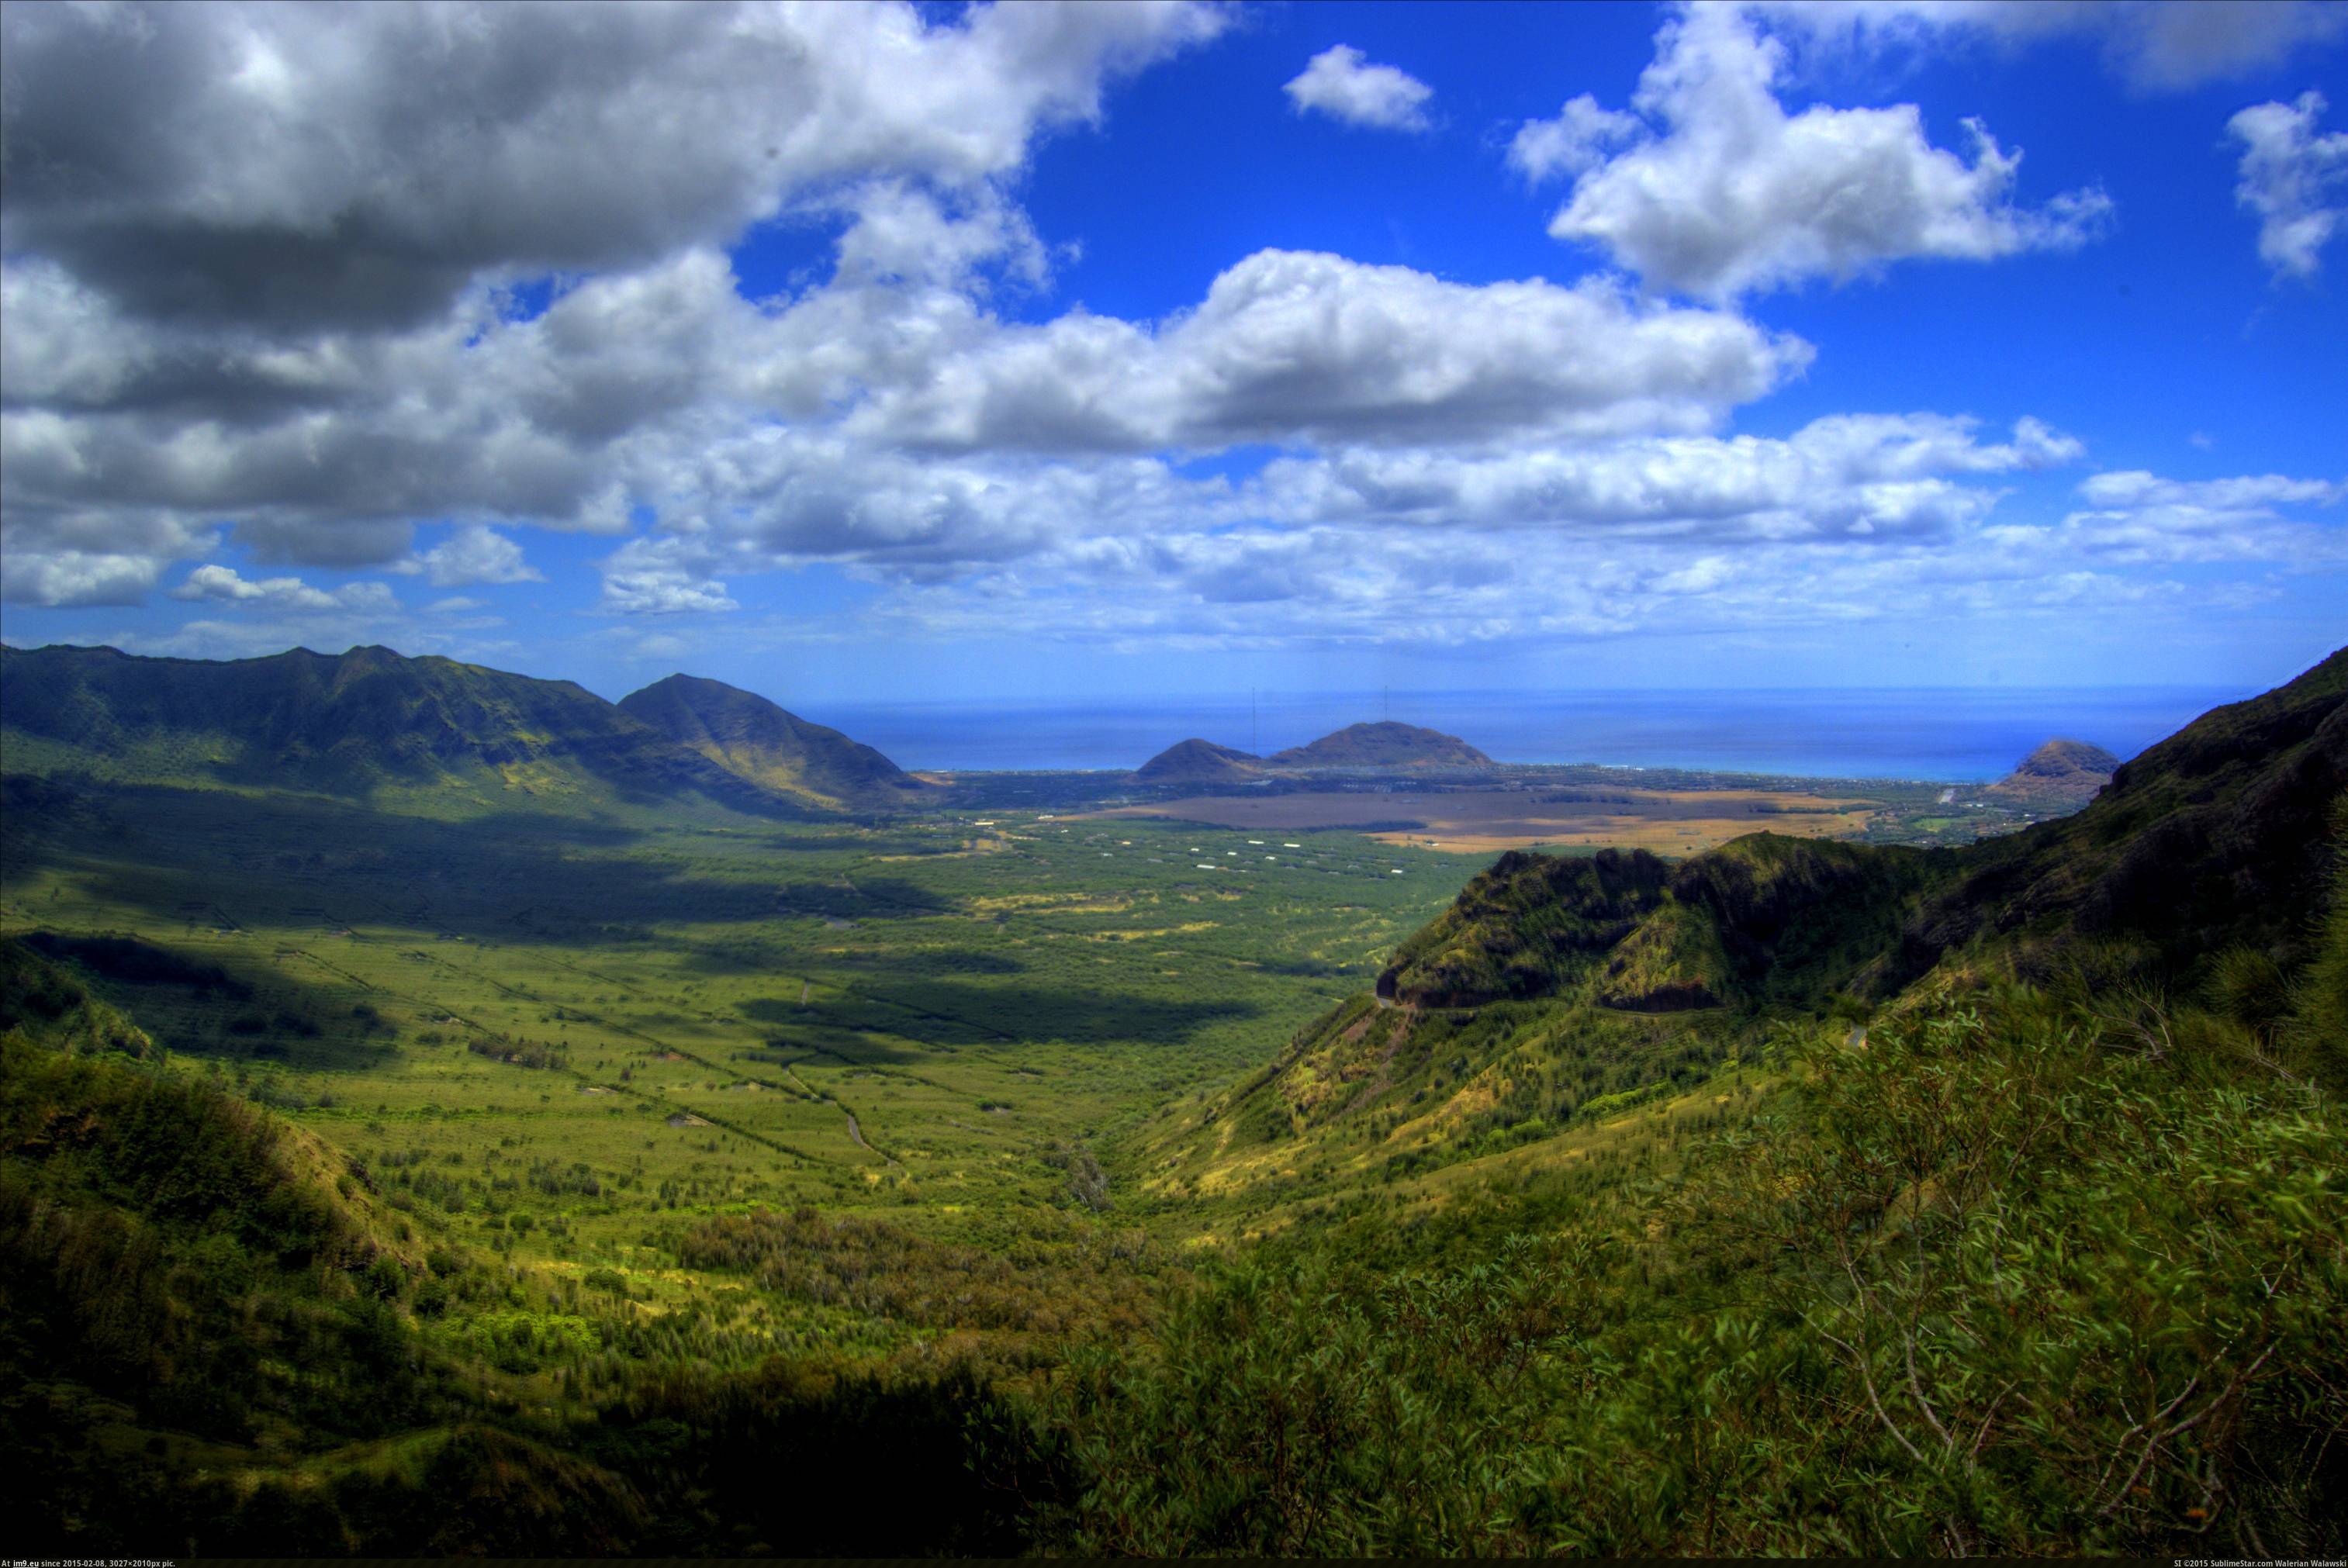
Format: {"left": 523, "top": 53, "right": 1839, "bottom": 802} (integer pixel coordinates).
{"left": 1910, "top": 648, "right": 2348, "bottom": 978}
{"left": 0, "top": 644, "right": 913, "bottom": 818}
{"left": 1182, "top": 645, "right": 2346, "bottom": 1176}
{"left": 617, "top": 672, "right": 927, "bottom": 810}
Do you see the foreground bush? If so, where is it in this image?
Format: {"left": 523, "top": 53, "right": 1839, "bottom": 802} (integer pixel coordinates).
{"left": 1035, "top": 989, "right": 2347, "bottom": 1556}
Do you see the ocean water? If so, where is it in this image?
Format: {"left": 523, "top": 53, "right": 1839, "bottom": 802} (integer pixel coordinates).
{"left": 803, "top": 686, "right": 2247, "bottom": 782}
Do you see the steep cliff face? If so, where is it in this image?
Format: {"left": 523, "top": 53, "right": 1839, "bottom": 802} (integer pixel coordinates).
{"left": 1376, "top": 834, "right": 1936, "bottom": 1014}
{"left": 1378, "top": 848, "right": 1673, "bottom": 1008}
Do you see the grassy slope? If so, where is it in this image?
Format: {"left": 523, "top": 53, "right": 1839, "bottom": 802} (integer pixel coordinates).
{"left": 1039, "top": 976, "right": 2348, "bottom": 1556}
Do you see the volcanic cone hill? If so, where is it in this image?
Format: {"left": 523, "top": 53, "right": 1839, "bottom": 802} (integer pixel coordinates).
{"left": 617, "top": 673, "right": 926, "bottom": 810}
{"left": 1984, "top": 737, "right": 2121, "bottom": 806}
{"left": 1133, "top": 738, "right": 1267, "bottom": 784}
{"left": 1267, "top": 721, "right": 1493, "bottom": 769}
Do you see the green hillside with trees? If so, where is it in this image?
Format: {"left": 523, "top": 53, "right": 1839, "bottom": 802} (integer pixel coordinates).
{"left": 2, "top": 648, "right": 2341, "bottom": 1556}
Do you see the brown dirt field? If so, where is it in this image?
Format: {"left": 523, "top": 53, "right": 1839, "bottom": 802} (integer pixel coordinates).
{"left": 1084, "top": 787, "right": 1876, "bottom": 855}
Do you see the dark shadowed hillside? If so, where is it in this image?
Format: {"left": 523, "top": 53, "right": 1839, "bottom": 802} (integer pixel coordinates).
{"left": 617, "top": 672, "right": 927, "bottom": 810}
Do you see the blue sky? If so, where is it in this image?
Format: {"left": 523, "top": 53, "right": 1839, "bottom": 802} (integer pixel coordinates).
{"left": 2, "top": 0, "right": 2342, "bottom": 706}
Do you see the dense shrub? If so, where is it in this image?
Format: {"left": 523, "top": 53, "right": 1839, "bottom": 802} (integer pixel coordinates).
{"left": 1033, "top": 989, "right": 2348, "bottom": 1556}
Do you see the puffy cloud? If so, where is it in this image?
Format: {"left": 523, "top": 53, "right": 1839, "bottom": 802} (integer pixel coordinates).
{"left": 2055, "top": 469, "right": 2346, "bottom": 563}
{"left": 600, "top": 425, "right": 1222, "bottom": 599}
{"left": 2229, "top": 92, "right": 2348, "bottom": 279}
{"left": 173, "top": 565, "right": 335, "bottom": 609}
{"left": 0, "top": 508, "right": 220, "bottom": 606}
{"left": 400, "top": 525, "right": 545, "bottom": 589}
{"left": 597, "top": 538, "right": 742, "bottom": 616}
{"left": 845, "top": 475, "right": 2325, "bottom": 655}
{"left": 1509, "top": 95, "right": 1644, "bottom": 182}
{"left": 168, "top": 564, "right": 400, "bottom": 614}
{"left": 5, "top": 191, "right": 1811, "bottom": 588}
{"left": 6, "top": 0, "right": 2314, "bottom": 668}
{"left": 581, "top": 407, "right": 2100, "bottom": 638}
{"left": 0, "top": 0, "right": 1223, "bottom": 333}
{"left": 557, "top": 441, "right": 2328, "bottom": 658}
{"left": 1283, "top": 45, "right": 1435, "bottom": 133}
{"left": 2077, "top": 471, "right": 2344, "bottom": 510}
{"left": 1524, "top": 5, "right": 2112, "bottom": 298}
{"left": 827, "top": 181, "right": 1056, "bottom": 292}
{"left": 0, "top": 3, "right": 1818, "bottom": 621}
{"left": 857, "top": 250, "right": 1812, "bottom": 451}
{"left": 0, "top": 249, "right": 728, "bottom": 587}
{"left": 1, "top": 548, "right": 170, "bottom": 609}
{"left": 1254, "top": 414, "right": 2082, "bottom": 541}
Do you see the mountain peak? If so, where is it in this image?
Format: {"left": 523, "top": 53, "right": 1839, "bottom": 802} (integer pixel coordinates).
{"left": 1984, "top": 737, "right": 2120, "bottom": 806}
{"left": 1269, "top": 721, "right": 1492, "bottom": 770}
{"left": 1134, "top": 737, "right": 1265, "bottom": 784}
{"left": 2014, "top": 738, "right": 2121, "bottom": 779}
{"left": 617, "top": 673, "right": 923, "bottom": 809}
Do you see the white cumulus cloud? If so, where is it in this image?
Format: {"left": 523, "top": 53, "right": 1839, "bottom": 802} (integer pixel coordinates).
{"left": 399, "top": 525, "right": 545, "bottom": 589}
{"left": 2056, "top": 468, "right": 2347, "bottom": 563}
{"left": 2229, "top": 91, "right": 2348, "bottom": 279}
{"left": 1522, "top": 5, "right": 2112, "bottom": 299}
{"left": 170, "top": 565, "right": 398, "bottom": 612}
{"left": 1283, "top": 45, "right": 1436, "bottom": 133}
{"left": 1509, "top": 95, "right": 1644, "bottom": 182}
{"left": 855, "top": 249, "right": 1811, "bottom": 451}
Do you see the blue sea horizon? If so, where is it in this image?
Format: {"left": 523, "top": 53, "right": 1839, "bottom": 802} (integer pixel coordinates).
{"left": 800, "top": 685, "right": 2249, "bottom": 782}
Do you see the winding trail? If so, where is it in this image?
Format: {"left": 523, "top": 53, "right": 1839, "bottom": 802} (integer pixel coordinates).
{"left": 843, "top": 1110, "right": 895, "bottom": 1166}
{"left": 777, "top": 1059, "right": 900, "bottom": 1168}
